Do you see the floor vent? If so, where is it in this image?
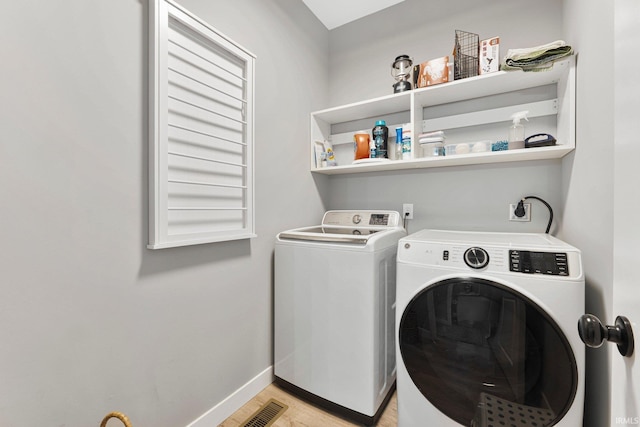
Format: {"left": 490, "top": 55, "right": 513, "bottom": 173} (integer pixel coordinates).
{"left": 240, "top": 398, "right": 288, "bottom": 427}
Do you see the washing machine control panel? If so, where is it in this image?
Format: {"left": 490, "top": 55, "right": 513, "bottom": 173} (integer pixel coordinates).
{"left": 322, "top": 211, "right": 401, "bottom": 227}
{"left": 509, "top": 250, "right": 569, "bottom": 276}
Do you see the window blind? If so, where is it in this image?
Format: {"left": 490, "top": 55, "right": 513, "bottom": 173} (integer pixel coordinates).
{"left": 149, "top": 0, "right": 256, "bottom": 249}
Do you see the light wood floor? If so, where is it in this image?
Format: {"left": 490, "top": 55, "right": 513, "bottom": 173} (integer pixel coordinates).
{"left": 219, "top": 383, "right": 397, "bottom": 427}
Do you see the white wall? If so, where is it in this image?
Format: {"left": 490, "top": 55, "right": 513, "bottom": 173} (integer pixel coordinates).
{"left": 611, "top": 0, "right": 640, "bottom": 423}
{"left": 0, "top": 1, "right": 328, "bottom": 426}
{"left": 329, "top": 0, "right": 564, "bottom": 106}
{"left": 561, "top": 1, "right": 614, "bottom": 426}
{"left": 326, "top": 0, "right": 565, "bottom": 235}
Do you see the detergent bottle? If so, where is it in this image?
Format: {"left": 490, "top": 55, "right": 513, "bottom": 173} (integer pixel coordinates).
{"left": 509, "top": 110, "right": 529, "bottom": 149}
{"left": 372, "top": 120, "right": 389, "bottom": 158}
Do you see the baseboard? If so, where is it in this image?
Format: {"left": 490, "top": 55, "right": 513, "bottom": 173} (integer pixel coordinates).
{"left": 186, "top": 366, "right": 274, "bottom": 427}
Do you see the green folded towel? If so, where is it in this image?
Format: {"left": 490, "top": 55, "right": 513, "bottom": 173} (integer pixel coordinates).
{"left": 502, "top": 40, "right": 573, "bottom": 72}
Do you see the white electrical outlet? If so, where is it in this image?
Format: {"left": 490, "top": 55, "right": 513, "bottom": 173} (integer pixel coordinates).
{"left": 509, "top": 203, "right": 531, "bottom": 221}
{"left": 403, "top": 203, "right": 414, "bottom": 219}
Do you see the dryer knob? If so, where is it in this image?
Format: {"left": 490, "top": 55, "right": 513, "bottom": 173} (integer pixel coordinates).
{"left": 464, "top": 247, "right": 489, "bottom": 269}
{"left": 578, "top": 314, "right": 634, "bottom": 357}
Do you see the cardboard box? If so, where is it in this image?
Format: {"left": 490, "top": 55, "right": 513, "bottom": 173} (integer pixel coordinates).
{"left": 480, "top": 37, "right": 500, "bottom": 74}
{"left": 413, "top": 56, "right": 452, "bottom": 88}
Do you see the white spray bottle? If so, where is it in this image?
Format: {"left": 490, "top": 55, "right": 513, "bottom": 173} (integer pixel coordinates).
{"left": 509, "top": 110, "right": 529, "bottom": 149}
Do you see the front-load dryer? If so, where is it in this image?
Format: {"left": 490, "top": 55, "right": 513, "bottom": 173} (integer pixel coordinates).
{"left": 396, "top": 230, "right": 584, "bottom": 427}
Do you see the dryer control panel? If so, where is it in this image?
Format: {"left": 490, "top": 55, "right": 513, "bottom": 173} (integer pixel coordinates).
{"left": 509, "top": 250, "right": 569, "bottom": 276}
{"left": 397, "top": 230, "right": 583, "bottom": 280}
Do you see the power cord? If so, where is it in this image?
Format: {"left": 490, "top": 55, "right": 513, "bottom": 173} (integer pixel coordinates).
{"left": 515, "top": 195, "right": 554, "bottom": 234}
{"left": 403, "top": 211, "right": 410, "bottom": 231}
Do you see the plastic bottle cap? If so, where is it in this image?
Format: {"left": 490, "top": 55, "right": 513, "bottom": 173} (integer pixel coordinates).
{"left": 375, "top": 120, "right": 386, "bottom": 126}
{"left": 510, "top": 110, "right": 529, "bottom": 125}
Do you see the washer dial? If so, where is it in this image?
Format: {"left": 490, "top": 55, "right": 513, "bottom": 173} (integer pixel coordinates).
{"left": 352, "top": 214, "right": 362, "bottom": 224}
{"left": 464, "top": 247, "right": 490, "bottom": 269}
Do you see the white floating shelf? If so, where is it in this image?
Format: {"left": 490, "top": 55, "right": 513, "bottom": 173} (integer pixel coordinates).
{"left": 309, "top": 57, "right": 576, "bottom": 175}
{"left": 313, "top": 91, "right": 411, "bottom": 124}
{"left": 312, "top": 145, "right": 574, "bottom": 175}
{"left": 412, "top": 59, "right": 570, "bottom": 108}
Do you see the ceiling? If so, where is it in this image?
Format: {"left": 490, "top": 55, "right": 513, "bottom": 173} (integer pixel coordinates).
{"left": 302, "top": 0, "right": 406, "bottom": 30}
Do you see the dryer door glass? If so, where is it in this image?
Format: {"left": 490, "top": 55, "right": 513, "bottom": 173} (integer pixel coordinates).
{"left": 399, "top": 277, "right": 577, "bottom": 426}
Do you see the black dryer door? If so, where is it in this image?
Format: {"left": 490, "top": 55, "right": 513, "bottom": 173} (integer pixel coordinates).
{"left": 399, "top": 277, "right": 577, "bottom": 426}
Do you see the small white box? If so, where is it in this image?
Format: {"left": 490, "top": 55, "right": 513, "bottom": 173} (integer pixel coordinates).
{"left": 480, "top": 37, "right": 500, "bottom": 74}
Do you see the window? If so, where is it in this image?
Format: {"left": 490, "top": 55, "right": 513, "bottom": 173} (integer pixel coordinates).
{"left": 148, "top": 0, "right": 256, "bottom": 249}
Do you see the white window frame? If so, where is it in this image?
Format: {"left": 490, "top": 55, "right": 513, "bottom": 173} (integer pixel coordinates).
{"left": 148, "top": 0, "right": 256, "bottom": 249}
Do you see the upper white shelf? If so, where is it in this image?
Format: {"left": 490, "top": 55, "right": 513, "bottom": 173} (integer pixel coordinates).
{"left": 313, "top": 91, "right": 411, "bottom": 124}
{"left": 310, "top": 57, "right": 576, "bottom": 175}
{"left": 412, "top": 58, "right": 571, "bottom": 108}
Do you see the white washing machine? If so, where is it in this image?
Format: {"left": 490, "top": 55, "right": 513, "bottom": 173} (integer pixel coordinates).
{"left": 396, "top": 230, "right": 585, "bottom": 427}
{"left": 274, "top": 210, "right": 406, "bottom": 425}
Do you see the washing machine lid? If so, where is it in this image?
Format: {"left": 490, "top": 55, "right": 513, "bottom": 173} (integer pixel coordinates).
{"left": 278, "top": 226, "right": 379, "bottom": 245}
{"left": 278, "top": 210, "right": 403, "bottom": 245}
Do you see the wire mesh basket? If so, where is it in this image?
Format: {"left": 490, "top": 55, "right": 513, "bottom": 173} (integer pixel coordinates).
{"left": 454, "top": 30, "right": 479, "bottom": 80}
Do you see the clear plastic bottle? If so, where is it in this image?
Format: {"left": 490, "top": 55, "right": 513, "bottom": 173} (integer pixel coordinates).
{"left": 395, "top": 127, "right": 403, "bottom": 160}
{"left": 509, "top": 111, "right": 529, "bottom": 149}
{"left": 402, "top": 129, "right": 412, "bottom": 160}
